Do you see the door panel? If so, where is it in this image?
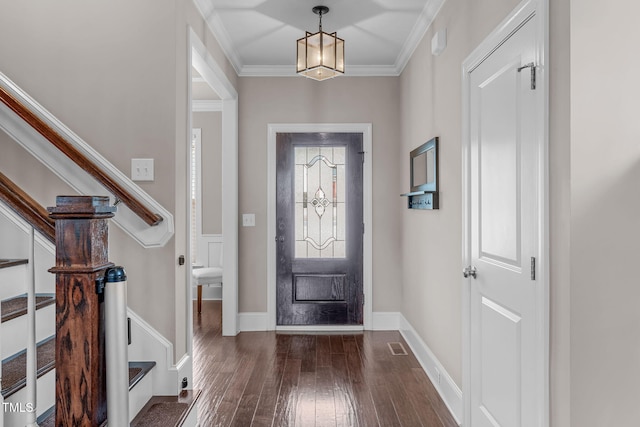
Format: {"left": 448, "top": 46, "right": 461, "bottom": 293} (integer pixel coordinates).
{"left": 276, "top": 133, "right": 363, "bottom": 325}
{"left": 468, "top": 15, "right": 540, "bottom": 427}
{"left": 478, "top": 62, "right": 521, "bottom": 267}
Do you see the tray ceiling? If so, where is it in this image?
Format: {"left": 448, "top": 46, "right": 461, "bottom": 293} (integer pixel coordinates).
{"left": 193, "top": 0, "right": 445, "bottom": 77}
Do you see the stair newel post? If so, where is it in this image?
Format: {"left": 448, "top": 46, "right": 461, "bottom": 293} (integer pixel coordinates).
{"left": 48, "top": 196, "right": 116, "bottom": 427}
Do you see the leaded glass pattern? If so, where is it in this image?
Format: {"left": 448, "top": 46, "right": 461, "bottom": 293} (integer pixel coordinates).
{"left": 295, "top": 146, "right": 346, "bottom": 258}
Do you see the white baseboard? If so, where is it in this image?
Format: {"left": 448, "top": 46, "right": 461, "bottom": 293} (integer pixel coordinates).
{"left": 399, "top": 314, "right": 463, "bottom": 425}
{"left": 238, "top": 312, "right": 269, "bottom": 331}
{"left": 371, "top": 311, "right": 402, "bottom": 330}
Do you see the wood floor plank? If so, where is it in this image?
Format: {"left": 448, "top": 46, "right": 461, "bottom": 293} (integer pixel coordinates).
{"left": 330, "top": 335, "right": 344, "bottom": 354}
{"left": 368, "top": 364, "right": 403, "bottom": 427}
{"left": 252, "top": 353, "right": 287, "bottom": 427}
{"left": 272, "top": 358, "right": 302, "bottom": 426}
{"left": 230, "top": 335, "right": 275, "bottom": 426}
{"left": 413, "top": 368, "right": 459, "bottom": 427}
{"left": 344, "top": 337, "right": 380, "bottom": 427}
{"left": 192, "top": 301, "right": 457, "bottom": 427}
{"left": 210, "top": 355, "right": 257, "bottom": 426}
{"left": 295, "top": 371, "right": 317, "bottom": 426}
{"left": 331, "top": 351, "right": 358, "bottom": 427}
{"left": 290, "top": 335, "right": 317, "bottom": 373}
{"left": 315, "top": 366, "right": 337, "bottom": 427}
{"left": 317, "top": 335, "right": 332, "bottom": 368}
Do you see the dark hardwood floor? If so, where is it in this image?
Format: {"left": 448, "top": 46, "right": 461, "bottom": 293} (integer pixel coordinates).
{"left": 193, "top": 300, "right": 457, "bottom": 427}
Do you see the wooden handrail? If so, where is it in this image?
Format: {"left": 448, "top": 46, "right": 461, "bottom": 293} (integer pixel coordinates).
{"left": 0, "top": 87, "right": 163, "bottom": 227}
{"left": 0, "top": 171, "right": 55, "bottom": 243}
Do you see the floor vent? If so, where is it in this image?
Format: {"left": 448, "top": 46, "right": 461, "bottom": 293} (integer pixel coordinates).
{"left": 387, "top": 342, "right": 408, "bottom": 356}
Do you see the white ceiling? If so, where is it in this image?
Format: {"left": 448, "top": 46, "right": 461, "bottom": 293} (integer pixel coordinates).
{"left": 193, "top": 0, "right": 445, "bottom": 77}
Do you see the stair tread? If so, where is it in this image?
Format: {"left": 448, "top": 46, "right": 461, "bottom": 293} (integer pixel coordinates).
{"left": 131, "top": 390, "right": 201, "bottom": 427}
{"left": 36, "top": 361, "right": 158, "bottom": 426}
{"left": 1, "top": 293, "right": 55, "bottom": 323}
{"left": 128, "top": 360, "right": 156, "bottom": 391}
{"left": 1, "top": 336, "right": 55, "bottom": 398}
{"left": 0, "top": 259, "right": 28, "bottom": 269}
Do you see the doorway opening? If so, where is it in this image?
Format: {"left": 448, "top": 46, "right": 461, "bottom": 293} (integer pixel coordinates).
{"left": 187, "top": 28, "right": 239, "bottom": 362}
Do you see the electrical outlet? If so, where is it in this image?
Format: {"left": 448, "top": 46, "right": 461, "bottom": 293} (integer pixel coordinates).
{"left": 131, "top": 158, "right": 154, "bottom": 181}
{"left": 242, "top": 214, "right": 255, "bottom": 227}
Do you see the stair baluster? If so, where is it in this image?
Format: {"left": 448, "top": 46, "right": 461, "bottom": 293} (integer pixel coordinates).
{"left": 104, "top": 267, "right": 129, "bottom": 426}
{"left": 25, "top": 227, "right": 36, "bottom": 427}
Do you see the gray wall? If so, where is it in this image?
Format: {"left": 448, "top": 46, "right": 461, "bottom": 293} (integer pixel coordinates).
{"left": 193, "top": 112, "right": 222, "bottom": 235}
{"left": 0, "top": 0, "right": 237, "bottom": 360}
{"left": 399, "top": 0, "right": 522, "bottom": 391}
{"left": 237, "top": 76, "right": 403, "bottom": 313}
{"left": 570, "top": 0, "right": 640, "bottom": 424}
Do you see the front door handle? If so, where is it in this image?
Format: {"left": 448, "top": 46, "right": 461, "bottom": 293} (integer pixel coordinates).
{"left": 463, "top": 266, "right": 477, "bottom": 279}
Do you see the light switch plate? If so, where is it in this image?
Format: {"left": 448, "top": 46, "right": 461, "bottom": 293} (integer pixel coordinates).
{"left": 131, "top": 158, "right": 154, "bottom": 181}
{"left": 242, "top": 214, "right": 255, "bottom": 227}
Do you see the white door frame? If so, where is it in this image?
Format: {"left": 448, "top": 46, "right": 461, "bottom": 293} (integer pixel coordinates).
{"left": 188, "top": 28, "right": 239, "bottom": 338}
{"left": 267, "top": 123, "right": 373, "bottom": 331}
{"left": 461, "top": 0, "right": 549, "bottom": 425}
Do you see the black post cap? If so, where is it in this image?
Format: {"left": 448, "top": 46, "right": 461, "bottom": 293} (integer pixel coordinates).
{"left": 105, "top": 266, "right": 127, "bottom": 283}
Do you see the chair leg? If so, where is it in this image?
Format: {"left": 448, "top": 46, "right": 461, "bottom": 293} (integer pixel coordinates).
{"left": 197, "top": 285, "right": 203, "bottom": 314}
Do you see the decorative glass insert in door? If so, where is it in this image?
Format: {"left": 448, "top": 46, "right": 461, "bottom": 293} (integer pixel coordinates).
{"left": 294, "top": 146, "right": 346, "bottom": 258}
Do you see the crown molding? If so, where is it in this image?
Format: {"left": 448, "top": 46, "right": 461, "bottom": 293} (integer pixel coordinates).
{"left": 238, "top": 64, "right": 401, "bottom": 78}
{"left": 193, "top": 0, "right": 446, "bottom": 78}
{"left": 192, "top": 0, "right": 243, "bottom": 75}
{"left": 395, "top": 0, "right": 447, "bottom": 74}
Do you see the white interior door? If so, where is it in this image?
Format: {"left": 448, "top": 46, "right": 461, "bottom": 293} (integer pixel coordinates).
{"left": 465, "top": 11, "right": 545, "bottom": 427}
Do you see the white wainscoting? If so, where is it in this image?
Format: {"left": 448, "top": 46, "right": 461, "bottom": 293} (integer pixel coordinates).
{"left": 193, "top": 234, "right": 223, "bottom": 300}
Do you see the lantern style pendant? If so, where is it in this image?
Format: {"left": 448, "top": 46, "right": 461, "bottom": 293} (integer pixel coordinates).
{"left": 296, "top": 6, "right": 345, "bottom": 81}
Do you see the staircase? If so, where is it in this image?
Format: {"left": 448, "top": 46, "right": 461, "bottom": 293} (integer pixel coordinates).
{"left": 0, "top": 237, "right": 199, "bottom": 426}
{"left": 0, "top": 72, "right": 197, "bottom": 426}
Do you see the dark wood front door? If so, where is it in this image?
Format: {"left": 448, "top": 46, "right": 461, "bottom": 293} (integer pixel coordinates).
{"left": 276, "top": 132, "right": 363, "bottom": 325}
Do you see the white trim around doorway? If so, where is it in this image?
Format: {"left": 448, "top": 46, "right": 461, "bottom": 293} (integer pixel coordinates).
{"left": 266, "top": 123, "right": 373, "bottom": 331}
{"left": 189, "top": 28, "right": 239, "bottom": 338}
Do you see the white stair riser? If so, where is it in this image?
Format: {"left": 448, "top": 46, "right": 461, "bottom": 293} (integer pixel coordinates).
{"left": 0, "top": 266, "right": 26, "bottom": 302}
{"left": 2, "top": 305, "right": 55, "bottom": 360}
{"left": 129, "top": 367, "right": 154, "bottom": 423}
{"left": 3, "top": 368, "right": 54, "bottom": 427}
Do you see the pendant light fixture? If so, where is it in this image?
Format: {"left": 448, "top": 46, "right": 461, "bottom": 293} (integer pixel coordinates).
{"left": 296, "top": 5, "right": 345, "bottom": 81}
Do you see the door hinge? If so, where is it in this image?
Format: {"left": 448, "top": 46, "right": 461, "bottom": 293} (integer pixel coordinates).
{"left": 362, "top": 223, "right": 365, "bottom": 235}
{"left": 517, "top": 62, "right": 537, "bottom": 90}
{"left": 530, "top": 257, "right": 536, "bottom": 280}
{"left": 358, "top": 151, "right": 365, "bottom": 163}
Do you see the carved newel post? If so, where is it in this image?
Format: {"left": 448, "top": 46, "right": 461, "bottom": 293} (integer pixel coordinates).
{"left": 48, "top": 196, "right": 116, "bottom": 426}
